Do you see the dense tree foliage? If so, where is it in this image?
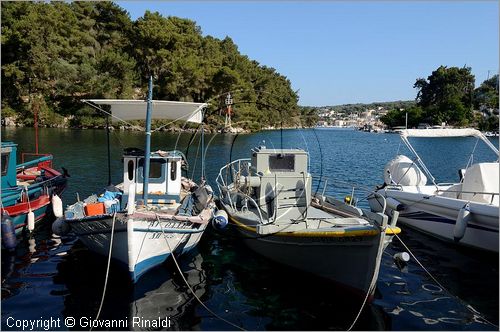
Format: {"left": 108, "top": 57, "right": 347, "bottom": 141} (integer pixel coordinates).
{"left": 474, "top": 74, "right": 499, "bottom": 110}
{"left": 380, "top": 66, "right": 498, "bottom": 130}
{"left": 380, "top": 106, "right": 423, "bottom": 129}
{"left": 1, "top": 2, "right": 300, "bottom": 131}
{"left": 414, "top": 66, "right": 475, "bottom": 126}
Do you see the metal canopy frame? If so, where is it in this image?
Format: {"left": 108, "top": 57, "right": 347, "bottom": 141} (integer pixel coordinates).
{"left": 399, "top": 128, "right": 499, "bottom": 187}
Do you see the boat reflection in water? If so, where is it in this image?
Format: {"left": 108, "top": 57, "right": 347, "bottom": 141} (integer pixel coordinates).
{"left": 129, "top": 253, "right": 206, "bottom": 331}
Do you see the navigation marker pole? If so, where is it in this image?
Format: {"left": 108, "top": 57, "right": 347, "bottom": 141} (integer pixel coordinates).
{"left": 225, "top": 93, "right": 233, "bottom": 129}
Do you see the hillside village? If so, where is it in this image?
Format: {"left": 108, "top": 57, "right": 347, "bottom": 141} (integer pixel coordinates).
{"left": 312, "top": 100, "right": 416, "bottom": 132}
{"left": 317, "top": 106, "right": 392, "bottom": 131}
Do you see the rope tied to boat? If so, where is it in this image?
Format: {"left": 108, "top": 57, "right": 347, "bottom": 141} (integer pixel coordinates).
{"left": 91, "top": 212, "right": 117, "bottom": 331}
{"left": 156, "top": 214, "right": 245, "bottom": 331}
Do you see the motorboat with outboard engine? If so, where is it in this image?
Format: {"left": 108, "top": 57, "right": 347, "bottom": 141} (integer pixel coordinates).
{"left": 368, "top": 128, "right": 499, "bottom": 252}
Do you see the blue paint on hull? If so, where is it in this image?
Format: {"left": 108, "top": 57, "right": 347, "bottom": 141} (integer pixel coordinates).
{"left": 130, "top": 253, "right": 171, "bottom": 282}
{"left": 129, "top": 244, "right": 198, "bottom": 282}
{"left": 12, "top": 204, "right": 50, "bottom": 234}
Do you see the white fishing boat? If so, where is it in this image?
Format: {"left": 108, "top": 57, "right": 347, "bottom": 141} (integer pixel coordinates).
{"left": 368, "top": 128, "right": 499, "bottom": 253}
{"left": 215, "top": 146, "right": 401, "bottom": 298}
{"left": 53, "top": 77, "right": 215, "bottom": 282}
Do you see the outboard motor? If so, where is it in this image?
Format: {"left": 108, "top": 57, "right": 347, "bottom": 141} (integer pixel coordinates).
{"left": 384, "top": 155, "right": 427, "bottom": 186}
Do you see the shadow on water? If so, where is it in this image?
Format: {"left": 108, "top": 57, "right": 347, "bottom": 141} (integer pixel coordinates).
{"left": 45, "top": 230, "right": 390, "bottom": 331}
{"left": 56, "top": 243, "right": 206, "bottom": 331}
{"left": 197, "top": 228, "right": 390, "bottom": 331}
{"left": 1, "top": 218, "right": 71, "bottom": 330}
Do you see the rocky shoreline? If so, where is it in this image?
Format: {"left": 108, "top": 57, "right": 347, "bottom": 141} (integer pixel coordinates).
{"left": 1, "top": 116, "right": 254, "bottom": 133}
{"left": 1, "top": 116, "right": 312, "bottom": 133}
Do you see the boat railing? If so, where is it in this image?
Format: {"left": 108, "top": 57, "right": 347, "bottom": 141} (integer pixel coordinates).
{"left": 217, "top": 160, "right": 390, "bottom": 224}
{"left": 312, "top": 176, "right": 388, "bottom": 215}
{"left": 19, "top": 153, "right": 53, "bottom": 169}
{"left": 216, "top": 158, "right": 252, "bottom": 188}
{"left": 435, "top": 182, "right": 457, "bottom": 186}
{"left": 435, "top": 188, "right": 499, "bottom": 204}
{"left": 216, "top": 158, "right": 268, "bottom": 224}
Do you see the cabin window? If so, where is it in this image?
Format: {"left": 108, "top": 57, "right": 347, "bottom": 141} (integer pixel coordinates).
{"left": 170, "top": 161, "right": 177, "bottom": 181}
{"left": 1, "top": 153, "right": 9, "bottom": 176}
{"left": 269, "top": 154, "right": 295, "bottom": 172}
{"left": 149, "top": 160, "right": 164, "bottom": 179}
{"left": 127, "top": 160, "right": 134, "bottom": 181}
{"left": 139, "top": 159, "right": 166, "bottom": 180}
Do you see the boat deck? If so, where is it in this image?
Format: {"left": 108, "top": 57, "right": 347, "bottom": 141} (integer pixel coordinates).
{"left": 223, "top": 201, "right": 370, "bottom": 232}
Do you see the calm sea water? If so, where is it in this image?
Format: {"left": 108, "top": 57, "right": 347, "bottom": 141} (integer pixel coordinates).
{"left": 1, "top": 127, "right": 498, "bottom": 330}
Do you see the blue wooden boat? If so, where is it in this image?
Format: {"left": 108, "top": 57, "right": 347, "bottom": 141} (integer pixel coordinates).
{"left": 1, "top": 141, "right": 68, "bottom": 248}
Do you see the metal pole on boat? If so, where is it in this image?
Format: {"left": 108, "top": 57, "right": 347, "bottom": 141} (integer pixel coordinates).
{"left": 106, "top": 115, "right": 112, "bottom": 185}
{"left": 143, "top": 76, "right": 153, "bottom": 205}
{"left": 405, "top": 112, "right": 408, "bottom": 129}
{"left": 34, "top": 96, "right": 39, "bottom": 154}
{"left": 201, "top": 108, "right": 205, "bottom": 182}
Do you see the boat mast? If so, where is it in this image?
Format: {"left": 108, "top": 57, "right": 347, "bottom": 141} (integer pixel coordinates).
{"left": 143, "top": 76, "right": 153, "bottom": 205}
{"left": 201, "top": 108, "right": 205, "bottom": 182}
{"left": 34, "top": 98, "right": 39, "bottom": 154}
{"left": 106, "top": 115, "right": 112, "bottom": 185}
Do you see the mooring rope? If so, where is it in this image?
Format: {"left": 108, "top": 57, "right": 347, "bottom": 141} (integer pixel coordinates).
{"left": 158, "top": 217, "right": 245, "bottom": 331}
{"left": 91, "top": 212, "right": 117, "bottom": 331}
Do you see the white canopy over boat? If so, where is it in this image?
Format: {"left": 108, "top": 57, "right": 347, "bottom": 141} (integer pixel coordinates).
{"left": 402, "top": 128, "right": 483, "bottom": 138}
{"left": 83, "top": 99, "right": 207, "bottom": 124}
{"left": 401, "top": 128, "right": 499, "bottom": 156}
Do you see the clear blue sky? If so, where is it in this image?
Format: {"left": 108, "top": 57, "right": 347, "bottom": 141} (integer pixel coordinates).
{"left": 118, "top": 1, "right": 498, "bottom": 106}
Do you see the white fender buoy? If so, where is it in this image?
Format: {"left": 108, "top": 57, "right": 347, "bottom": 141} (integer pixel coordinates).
{"left": 127, "top": 183, "right": 136, "bottom": 215}
{"left": 393, "top": 251, "right": 410, "bottom": 271}
{"left": 52, "top": 194, "right": 63, "bottom": 218}
{"left": 454, "top": 203, "right": 471, "bottom": 242}
{"left": 27, "top": 209, "right": 35, "bottom": 232}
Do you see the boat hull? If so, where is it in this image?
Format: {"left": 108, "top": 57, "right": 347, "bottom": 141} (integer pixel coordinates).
{"left": 228, "top": 214, "right": 382, "bottom": 296}
{"left": 2, "top": 172, "right": 67, "bottom": 234}
{"left": 369, "top": 189, "right": 499, "bottom": 252}
{"left": 68, "top": 215, "right": 206, "bottom": 282}
{"left": 2, "top": 181, "right": 66, "bottom": 234}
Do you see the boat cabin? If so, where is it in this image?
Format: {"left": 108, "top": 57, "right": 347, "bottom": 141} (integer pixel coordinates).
{"left": 121, "top": 148, "right": 182, "bottom": 208}
{"left": 1, "top": 142, "right": 18, "bottom": 189}
{"left": 244, "top": 146, "right": 312, "bottom": 216}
